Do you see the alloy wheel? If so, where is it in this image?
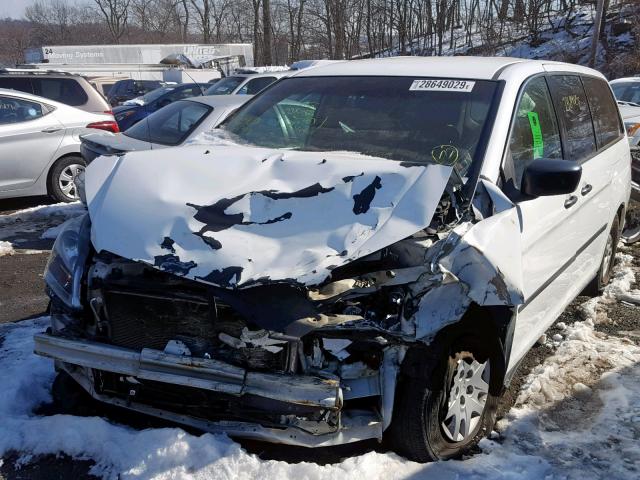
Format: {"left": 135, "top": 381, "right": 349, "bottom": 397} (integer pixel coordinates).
{"left": 58, "top": 164, "right": 85, "bottom": 201}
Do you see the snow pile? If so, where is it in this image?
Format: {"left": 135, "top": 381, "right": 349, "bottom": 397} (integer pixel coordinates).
{"left": 503, "top": 250, "right": 640, "bottom": 478}
{"left": 0, "top": 251, "right": 638, "bottom": 478}
{"left": 0, "top": 202, "right": 85, "bottom": 243}
{"left": 0, "top": 202, "right": 85, "bottom": 227}
{"left": 0, "top": 240, "right": 14, "bottom": 256}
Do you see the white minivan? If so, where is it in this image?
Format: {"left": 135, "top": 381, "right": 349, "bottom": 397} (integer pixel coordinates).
{"left": 34, "top": 57, "right": 631, "bottom": 462}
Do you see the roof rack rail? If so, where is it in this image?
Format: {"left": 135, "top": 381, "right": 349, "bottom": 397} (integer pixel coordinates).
{"left": 0, "top": 68, "right": 80, "bottom": 77}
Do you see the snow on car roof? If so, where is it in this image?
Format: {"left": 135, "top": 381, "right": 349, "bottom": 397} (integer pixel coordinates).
{"left": 290, "top": 56, "right": 605, "bottom": 81}
{"left": 290, "top": 56, "right": 528, "bottom": 80}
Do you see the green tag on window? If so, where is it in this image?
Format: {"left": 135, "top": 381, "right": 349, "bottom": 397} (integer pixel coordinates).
{"left": 527, "top": 111, "right": 544, "bottom": 159}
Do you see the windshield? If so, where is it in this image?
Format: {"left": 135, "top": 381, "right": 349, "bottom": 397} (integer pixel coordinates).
{"left": 124, "top": 100, "right": 211, "bottom": 146}
{"left": 206, "top": 76, "right": 245, "bottom": 95}
{"left": 223, "top": 76, "right": 499, "bottom": 176}
{"left": 611, "top": 82, "right": 640, "bottom": 106}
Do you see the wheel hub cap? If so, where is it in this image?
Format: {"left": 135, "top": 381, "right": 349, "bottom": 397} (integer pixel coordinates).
{"left": 58, "top": 164, "right": 84, "bottom": 200}
{"left": 442, "top": 358, "right": 490, "bottom": 442}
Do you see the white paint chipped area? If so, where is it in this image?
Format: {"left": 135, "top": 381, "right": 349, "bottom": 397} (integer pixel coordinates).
{"left": 0, "top": 250, "right": 637, "bottom": 479}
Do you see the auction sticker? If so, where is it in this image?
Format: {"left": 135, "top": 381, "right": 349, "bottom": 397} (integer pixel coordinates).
{"left": 409, "top": 79, "right": 475, "bottom": 92}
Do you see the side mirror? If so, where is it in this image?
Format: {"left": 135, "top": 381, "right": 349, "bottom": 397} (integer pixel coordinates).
{"left": 521, "top": 158, "right": 582, "bottom": 197}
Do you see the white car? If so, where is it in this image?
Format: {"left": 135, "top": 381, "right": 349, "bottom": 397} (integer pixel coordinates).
{"left": 205, "top": 71, "right": 289, "bottom": 96}
{"left": 610, "top": 77, "right": 640, "bottom": 149}
{"left": 80, "top": 95, "right": 251, "bottom": 163}
{"left": 0, "top": 88, "right": 118, "bottom": 202}
{"left": 35, "top": 57, "right": 631, "bottom": 462}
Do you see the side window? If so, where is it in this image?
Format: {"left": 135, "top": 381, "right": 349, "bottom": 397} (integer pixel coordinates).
{"left": 547, "top": 75, "right": 596, "bottom": 161}
{"left": 0, "top": 77, "right": 34, "bottom": 94}
{"left": 0, "top": 96, "right": 44, "bottom": 124}
{"left": 508, "top": 77, "right": 563, "bottom": 187}
{"left": 582, "top": 76, "right": 623, "bottom": 148}
{"left": 238, "top": 77, "right": 276, "bottom": 95}
{"left": 32, "top": 78, "right": 89, "bottom": 107}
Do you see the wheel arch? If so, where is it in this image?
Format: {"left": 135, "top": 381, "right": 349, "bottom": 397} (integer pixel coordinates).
{"left": 617, "top": 202, "right": 626, "bottom": 231}
{"left": 400, "top": 303, "right": 513, "bottom": 395}
{"left": 46, "top": 152, "right": 84, "bottom": 197}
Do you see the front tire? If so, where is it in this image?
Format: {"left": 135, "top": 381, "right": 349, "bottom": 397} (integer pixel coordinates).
{"left": 48, "top": 155, "right": 86, "bottom": 203}
{"left": 388, "top": 335, "right": 502, "bottom": 462}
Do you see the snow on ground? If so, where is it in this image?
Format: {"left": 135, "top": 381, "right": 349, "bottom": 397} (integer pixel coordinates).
{"left": 0, "top": 202, "right": 85, "bottom": 244}
{"left": 0, "top": 240, "right": 14, "bottom": 256}
{"left": 0, "top": 202, "right": 85, "bottom": 227}
{"left": 0, "top": 251, "right": 637, "bottom": 479}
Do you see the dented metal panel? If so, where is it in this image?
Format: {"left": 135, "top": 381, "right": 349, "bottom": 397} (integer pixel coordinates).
{"left": 84, "top": 145, "right": 452, "bottom": 288}
{"left": 34, "top": 333, "right": 342, "bottom": 409}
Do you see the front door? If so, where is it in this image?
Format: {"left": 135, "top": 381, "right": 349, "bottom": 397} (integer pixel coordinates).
{"left": 0, "top": 95, "right": 65, "bottom": 192}
{"left": 502, "top": 75, "right": 594, "bottom": 371}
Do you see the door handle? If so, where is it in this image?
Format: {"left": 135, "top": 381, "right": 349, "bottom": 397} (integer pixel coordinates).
{"left": 580, "top": 184, "right": 593, "bottom": 196}
{"left": 41, "top": 127, "right": 62, "bottom": 133}
{"left": 564, "top": 195, "right": 578, "bottom": 209}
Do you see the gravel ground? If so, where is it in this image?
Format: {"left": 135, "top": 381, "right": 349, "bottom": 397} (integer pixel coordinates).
{"left": 0, "top": 196, "right": 638, "bottom": 479}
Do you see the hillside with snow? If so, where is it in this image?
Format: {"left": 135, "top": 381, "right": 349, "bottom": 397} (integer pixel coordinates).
{"left": 368, "top": 2, "right": 639, "bottom": 78}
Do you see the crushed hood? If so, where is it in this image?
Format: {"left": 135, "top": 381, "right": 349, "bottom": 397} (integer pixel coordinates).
{"left": 85, "top": 145, "right": 452, "bottom": 288}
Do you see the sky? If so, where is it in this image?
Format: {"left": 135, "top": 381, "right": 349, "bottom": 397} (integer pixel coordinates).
{"left": 0, "top": 0, "right": 33, "bottom": 19}
{"left": 0, "top": 0, "right": 92, "bottom": 19}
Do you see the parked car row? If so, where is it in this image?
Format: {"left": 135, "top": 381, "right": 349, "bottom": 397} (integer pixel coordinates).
{"left": 26, "top": 57, "right": 634, "bottom": 464}
{"left": 0, "top": 67, "right": 288, "bottom": 203}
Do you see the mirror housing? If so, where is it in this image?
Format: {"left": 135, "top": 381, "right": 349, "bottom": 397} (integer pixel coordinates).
{"left": 521, "top": 158, "right": 582, "bottom": 197}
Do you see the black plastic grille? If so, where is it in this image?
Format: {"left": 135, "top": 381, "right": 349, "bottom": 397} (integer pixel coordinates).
{"left": 105, "top": 290, "right": 218, "bottom": 354}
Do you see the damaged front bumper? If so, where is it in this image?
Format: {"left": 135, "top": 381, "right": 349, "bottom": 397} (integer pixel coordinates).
{"left": 34, "top": 331, "right": 384, "bottom": 447}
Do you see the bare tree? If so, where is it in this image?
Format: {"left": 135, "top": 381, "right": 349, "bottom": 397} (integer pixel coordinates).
{"left": 26, "top": 0, "right": 78, "bottom": 44}
{"left": 285, "top": 0, "right": 306, "bottom": 61}
{"left": 262, "top": 0, "right": 273, "bottom": 63}
{"left": 94, "top": 0, "right": 131, "bottom": 43}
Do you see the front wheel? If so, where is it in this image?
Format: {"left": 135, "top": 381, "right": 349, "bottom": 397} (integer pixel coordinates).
{"left": 387, "top": 335, "right": 502, "bottom": 462}
{"left": 48, "top": 155, "right": 86, "bottom": 203}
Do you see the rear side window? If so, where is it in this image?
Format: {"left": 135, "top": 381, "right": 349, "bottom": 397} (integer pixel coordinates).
{"left": 547, "top": 75, "right": 596, "bottom": 161}
{"left": 32, "top": 78, "right": 89, "bottom": 107}
{"left": 0, "top": 77, "right": 33, "bottom": 94}
{"left": 508, "top": 76, "right": 563, "bottom": 187}
{"left": 205, "top": 76, "right": 245, "bottom": 95}
{"left": 582, "top": 76, "right": 623, "bottom": 148}
{"left": 237, "top": 77, "right": 277, "bottom": 95}
{"left": 0, "top": 95, "right": 44, "bottom": 124}
{"left": 124, "top": 100, "right": 211, "bottom": 146}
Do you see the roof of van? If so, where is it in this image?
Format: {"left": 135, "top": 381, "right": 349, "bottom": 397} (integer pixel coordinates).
{"left": 290, "top": 56, "right": 590, "bottom": 80}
